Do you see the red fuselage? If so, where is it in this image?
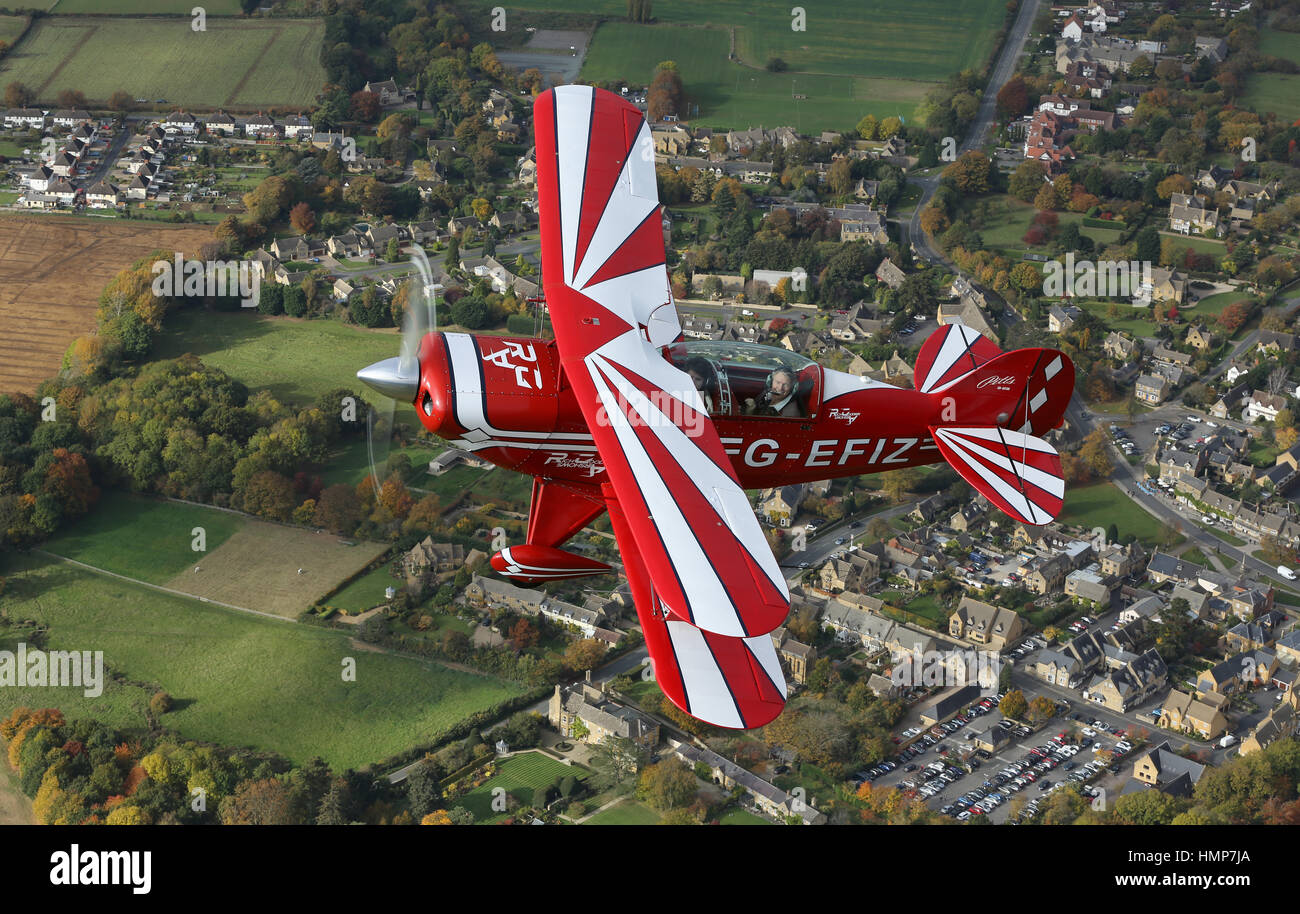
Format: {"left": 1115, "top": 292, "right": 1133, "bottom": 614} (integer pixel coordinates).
{"left": 413, "top": 331, "right": 987, "bottom": 489}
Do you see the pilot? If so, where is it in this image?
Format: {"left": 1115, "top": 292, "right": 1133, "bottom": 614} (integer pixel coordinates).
{"left": 684, "top": 357, "right": 717, "bottom": 413}
{"left": 746, "top": 367, "right": 802, "bottom": 417}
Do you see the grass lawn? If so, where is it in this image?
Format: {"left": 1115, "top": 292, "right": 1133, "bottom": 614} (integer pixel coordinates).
{"left": 1074, "top": 299, "right": 1159, "bottom": 337}
{"left": 1260, "top": 28, "right": 1300, "bottom": 63}
{"left": 1198, "top": 523, "right": 1246, "bottom": 547}
{"left": 979, "top": 199, "right": 1124, "bottom": 260}
{"left": 1181, "top": 546, "right": 1209, "bottom": 566}
{"left": 903, "top": 593, "right": 948, "bottom": 627}
{"left": 1157, "top": 232, "right": 1226, "bottom": 257}
{"left": 1059, "top": 482, "right": 1169, "bottom": 547}
{"left": 583, "top": 798, "right": 662, "bottom": 825}
{"left": 0, "top": 553, "right": 526, "bottom": 770}
{"left": 718, "top": 807, "right": 771, "bottom": 825}
{"left": 329, "top": 563, "right": 399, "bottom": 613}
{"left": 319, "top": 437, "right": 446, "bottom": 489}
{"left": 414, "top": 463, "right": 532, "bottom": 508}
{"left": 457, "top": 752, "right": 588, "bottom": 822}
{"left": 1187, "top": 290, "right": 1257, "bottom": 318}
{"left": 0, "top": 17, "right": 325, "bottom": 108}
{"left": 42, "top": 490, "right": 244, "bottom": 584}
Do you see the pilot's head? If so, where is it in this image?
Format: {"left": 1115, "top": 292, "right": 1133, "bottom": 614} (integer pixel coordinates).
{"left": 684, "top": 357, "right": 714, "bottom": 391}
{"left": 769, "top": 367, "right": 796, "bottom": 400}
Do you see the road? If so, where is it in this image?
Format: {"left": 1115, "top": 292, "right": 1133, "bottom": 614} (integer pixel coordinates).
{"left": 904, "top": 0, "right": 1043, "bottom": 273}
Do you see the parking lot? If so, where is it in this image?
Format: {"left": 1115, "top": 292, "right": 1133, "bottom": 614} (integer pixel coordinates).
{"left": 853, "top": 669, "right": 1156, "bottom": 823}
{"left": 1107, "top": 408, "right": 1251, "bottom": 465}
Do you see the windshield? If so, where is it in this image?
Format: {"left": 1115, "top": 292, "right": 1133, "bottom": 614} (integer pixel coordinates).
{"left": 662, "top": 340, "right": 819, "bottom": 419}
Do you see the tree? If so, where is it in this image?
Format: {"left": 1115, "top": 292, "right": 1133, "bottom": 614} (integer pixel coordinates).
{"left": 856, "top": 114, "right": 879, "bottom": 140}
{"left": 1027, "top": 695, "right": 1057, "bottom": 723}
{"left": 588, "top": 736, "right": 647, "bottom": 790}
{"left": 996, "top": 74, "right": 1030, "bottom": 118}
{"left": 880, "top": 466, "right": 920, "bottom": 502}
{"left": 562, "top": 638, "right": 607, "bottom": 673}
{"left": 1078, "top": 428, "right": 1114, "bottom": 479}
{"left": 999, "top": 689, "right": 1027, "bottom": 721}
{"left": 108, "top": 90, "right": 135, "bottom": 112}
{"left": 636, "top": 758, "right": 697, "bottom": 811}
{"left": 1008, "top": 160, "right": 1047, "bottom": 202}
{"left": 4, "top": 81, "right": 32, "bottom": 108}
{"left": 406, "top": 760, "right": 442, "bottom": 819}
{"left": 944, "top": 151, "right": 992, "bottom": 195}
{"left": 289, "top": 202, "right": 315, "bottom": 235}
{"left": 350, "top": 90, "right": 381, "bottom": 122}
{"left": 508, "top": 618, "right": 539, "bottom": 651}
{"left": 56, "top": 89, "right": 87, "bottom": 109}
{"left": 647, "top": 61, "right": 684, "bottom": 122}
{"left": 1134, "top": 226, "right": 1161, "bottom": 264}
{"left": 219, "top": 779, "right": 299, "bottom": 825}
{"left": 242, "top": 470, "right": 296, "bottom": 521}
{"left": 315, "top": 483, "right": 362, "bottom": 534}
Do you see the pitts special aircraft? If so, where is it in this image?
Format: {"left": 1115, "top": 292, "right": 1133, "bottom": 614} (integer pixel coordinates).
{"left": 357, "top": 85, "right": 1075, "bottom": 730}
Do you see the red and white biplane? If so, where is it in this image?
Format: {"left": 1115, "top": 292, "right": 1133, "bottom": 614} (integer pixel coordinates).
{"left": 358, "top": 85, "right": 1074, "bottom": 729}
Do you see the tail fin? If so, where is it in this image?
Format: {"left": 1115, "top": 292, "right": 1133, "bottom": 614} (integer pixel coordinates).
{"left": 926, "top": 344, "right": 1074, "bottom": 526}
{"left": 914, "top": 323, "right": 1004, "bottom": 394}
{"left": 935, "top": 347, "right": 1074, "bottom": 439}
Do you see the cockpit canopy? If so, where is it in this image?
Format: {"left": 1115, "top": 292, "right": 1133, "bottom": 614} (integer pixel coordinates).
{"left": 662, "top": 340, "right": 821, "bottom": 419}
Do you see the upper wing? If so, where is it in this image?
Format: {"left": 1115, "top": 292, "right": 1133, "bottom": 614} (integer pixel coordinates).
{"left": 534, "top": 85, "right": 789, "bottom": 639}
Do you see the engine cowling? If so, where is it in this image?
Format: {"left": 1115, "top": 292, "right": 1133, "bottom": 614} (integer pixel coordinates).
{"left": 491, "top": 545, "right": 612, "bottom": 585}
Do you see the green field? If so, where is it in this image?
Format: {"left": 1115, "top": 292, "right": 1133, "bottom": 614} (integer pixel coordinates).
{"left": 1242, "top": 72, "right": 1300, "bottom": 124}
{"left": 0, "top": 17, "right": 325, "bottom": 108}
{"left": 581, "top": 23, "right": 931, "bottom": 132}
{"left": 457, "top": 751, "right": 588, "bottom": 821}
{"left": 42, "top": 490, "right": 245, "bottom": 583}
{"left": 47, "top": 1, "right": 242, "bottom": 11}
{"left": 155, "top": 309, "right": 402, "bottom": 408}
{"left": 1059, "top": 482, "right": 1169, "bottom": 546}
{"left": 0, "top": 552, "right": 526, "bottom": 770}
{"left": 0, "top": 14, "right": 26, "bottom": 45}
{"left": 1260, "top": 28, "right": 1300, "bottom": 64}
{"left": 584, "top": 797, "right": 662, "bottom": 824}
{"left": 322, "top": 437, "right": 446, "bottom": 489}
{"left": 491, "top": 0, "right": 1005, "bottom": 132}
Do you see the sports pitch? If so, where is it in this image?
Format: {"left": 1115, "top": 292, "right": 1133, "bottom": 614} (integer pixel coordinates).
{"left": 0, "top": 16, "right": 326, "bottom": 108}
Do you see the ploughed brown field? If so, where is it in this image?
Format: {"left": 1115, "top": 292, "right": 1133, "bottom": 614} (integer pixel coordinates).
{"left": 0, "top": 215, "right": 213, "bottom": 394}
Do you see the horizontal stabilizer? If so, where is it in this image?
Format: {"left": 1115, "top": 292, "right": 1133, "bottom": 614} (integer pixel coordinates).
{"left": 491, "top": 545, "right": 612, "bottom": 585}
{"left": 931, "top": 425, "right": 1065, "bottom": 526}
